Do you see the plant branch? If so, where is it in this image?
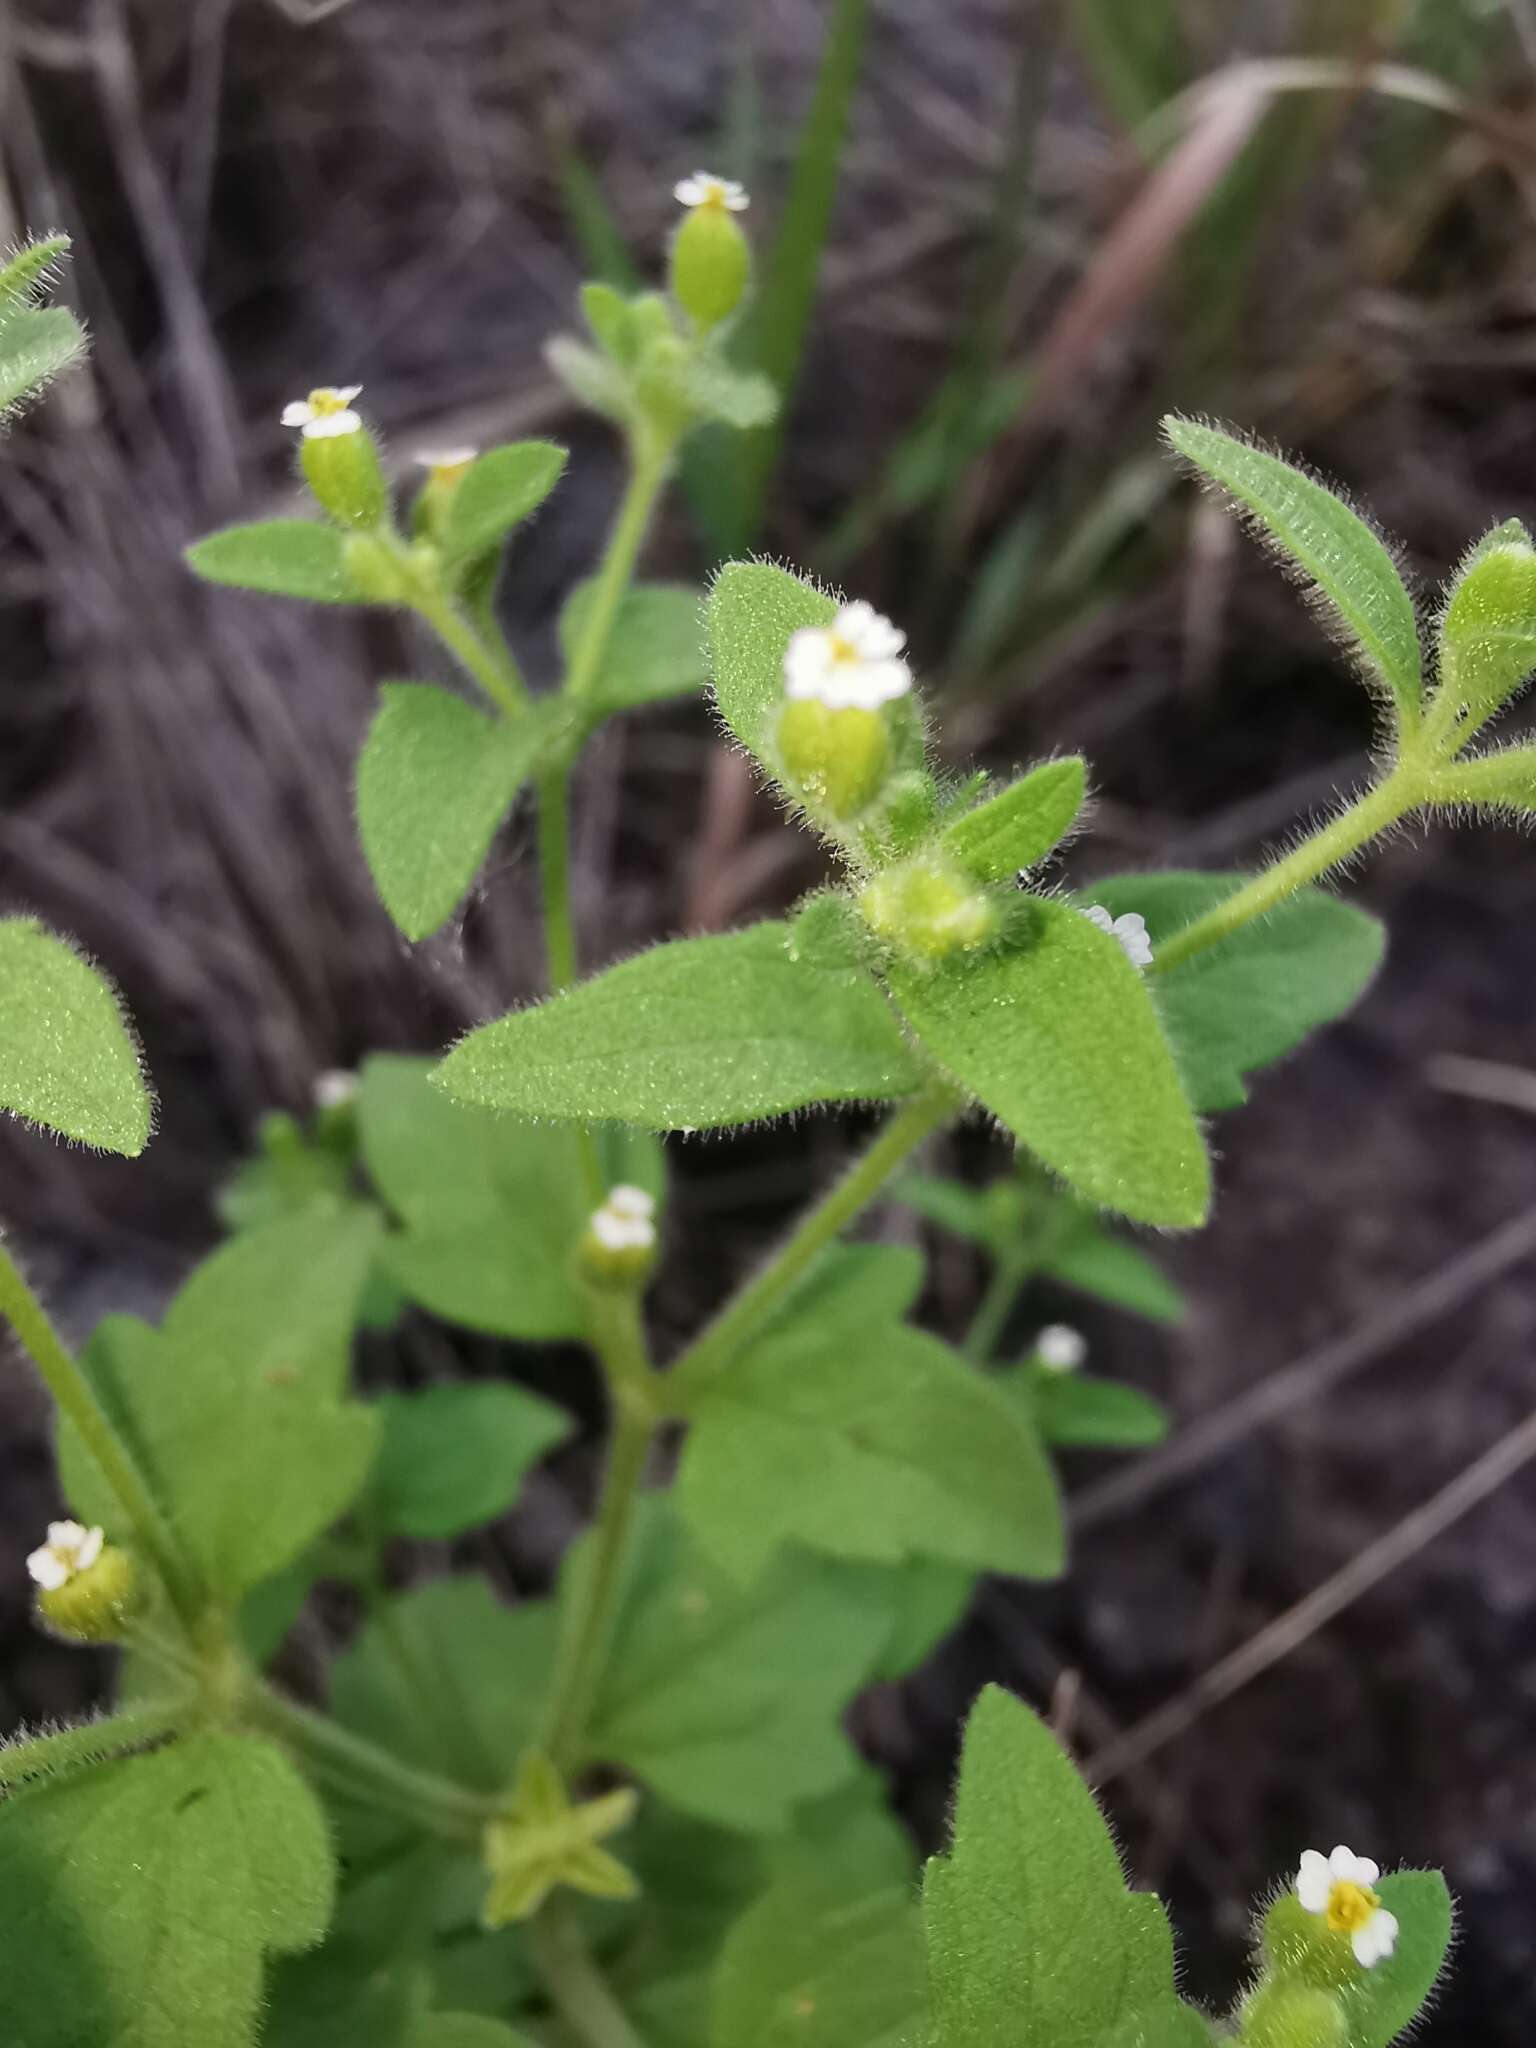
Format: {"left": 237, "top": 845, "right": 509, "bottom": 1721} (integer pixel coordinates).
{"left": 413, "top": 584, "right": 528, "bottom": 720}
{"left": 562, "top": 437, "right": 671, "bottom": 704}
{"left": 0, "top": 1701, "right": 186, "bottom": 1792}
{"left": 529, "top": 1894, "right": 647, "bottom": 2048}
{"left": 0, "top": 1237, "right": 206, "bottom": 1631}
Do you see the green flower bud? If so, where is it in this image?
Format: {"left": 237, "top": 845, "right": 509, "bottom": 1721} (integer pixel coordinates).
{"left": 785, "top": 891, "right": 871, "bottom": 971}
{"left": 578, "top": 1185, "right": 658, "bottom": 1291}
{"left": 27, "top": 1523, "right": 141, "bottom": 1644}
{"left": 670, "top": 201, "right": 751, "bottom": 333}
{"left": 284, "top": 385, "right": 388, "bottom": 529}
{"left": 482, "top": 1752, "right": 640, "bottom": 1926}
{"left": 1434, "top": 529, "right": 1536, "bottom": 746}
{"left": 1237, "top": 1981, "right": 1347, "bottom": 2048}
{"left": 859, "top": 852, "right": 999, "bottom": 964}
{"left": 410, "top": 447, "right": 477, "bottom": 543}
{"left": 777, "top": 698, "right": 892, "bottom": 823}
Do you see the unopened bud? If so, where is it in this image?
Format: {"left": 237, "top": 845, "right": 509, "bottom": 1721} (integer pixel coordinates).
{"left": 27, "top": 1524, "right": 141, "bottom": 1644}
{"left": 670, "top": 201, "right": 751, "bottom": 333}
{"left": 578, "top": 1184, "right": 658, "bottom": 1289}
{"left": 859, "top": 852, "right": 999, "bottom": 964}
{"left": 1237, "top": 1982, "right": 1347, "bottom": 2048}
{"left": 300, "top": 418, "right": 389, "bottom": 530}
{"left": 412, "top": 447, "right": 477, "bottom": 543}
{"left": 778, "top": 699, "right": 891, "bottom": 823}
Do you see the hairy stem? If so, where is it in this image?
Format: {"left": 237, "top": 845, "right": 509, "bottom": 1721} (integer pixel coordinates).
{"left": 0, "top": 1238, "right": 206, "bottom": 1632}
{"left": 562, "top": 439, "right": 671, "bottom": 704}
{"left": 1151, "top": 767, "right": 1423, "bottom": 975}
{"left": 415, "top": 586, "right": 528, "bottom": 720}
{"left": 529, "top": 1894, "right": 647, "bottom": 2048}
{"left": 0, "top": 1702, "right": 186, "bottom": 1791}
{"left": 668, "top": 1080, "right": 963, "bottom": 1404}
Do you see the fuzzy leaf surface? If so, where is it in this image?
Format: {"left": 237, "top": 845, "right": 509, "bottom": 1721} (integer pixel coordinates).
{"left": 368, "top": 1383, "right": 570, "bottom": 1539}
{"left": 942, "top": 758, "right": 1086, "bottom": 882}
{"left": 1435, "top": 538, "right": 1536, "bottom": 738}
{"left": 1087, "top": 872, "right": 1385, "bottom": 1111}
{"left": 186, "top": 519, "right": 357, "bottom": 603}
{"left": 435, "top": 923, "right": 925, "bottom": 1130}
{"left": 707, "top": 561, "right": 837, "bottom": 769}
{"left": 357, "top": 1054, "right": 662, "bottom": 1339}
{"left": 889, "top": 900, "right": 1209, "bottom": 1227}
{"left": 1164, "top": 418, "right": 1421, "bottom": 727}
{"left": 440, "top": 441, "right": 568, "bottom": 575}
{"left": 0, "top": 918, "right": 151, "bottom": 1154}
{"left": 355, "top": 683, "right": 542, "bottom": 940}
{"left": 710, "top": 1876, "right": 925, "bottom": 2048}
{"left": 0, "top": 304, "right": 85, "bottom": 414}
{"left": 0, "top": 1732, "right": 333, "bottom": 2048}
{"left": 1262, "top": 1874, "right": 1453, "bottom": 2048}
{"left": 560, "top": 580, "right": 707, "bottom": 712}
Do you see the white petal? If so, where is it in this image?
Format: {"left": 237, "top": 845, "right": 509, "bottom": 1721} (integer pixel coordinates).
{"left": 281, "top": 401, "right": 316, "bottom": 427}
{"left": 415, "top": 446, "right": 477, "bottom": 470}
{"left": 838, "top": 602, "right": 905, "bottom": 662}
{"left": 76, "top": 1527, "right": 104, "bottom": 1571}
{"left": 336, "top": 384, "right": 363, "bottom": 403}
{"left": 1112, "top": 914, "right": 1154, "bottom": 968}
{"left": 303, "top": 410, "right": 362, "bottom": 440}
{"left": 591, "top": 1208, "right": 655, "bottom": 1253}
{"left": 674, "top": 173, "right": 712, "bottom": 206}
{"left": 783, "top": 627, "right": 836, "bottom": 699}
{"left": 1080, "top": 905, "right": 1115, "bottom": 935}
{"left": 47, "top": 1520, "right": 88, "bottom": 1550}
{"left": 313, "top": 1069, "right": 357, "bottom": 1110}
{"left": 1037, "top": 1324, "right": 1086, "bottom": 1372}
{"left": 1329, "top": 1845, "right": 1365, "bottom": 1883}
{"left": 26, "top": 1547, "right": 69, "bottom": 1591}
{"left": 721, "top": 184, "right": 750, "bottom": 212}
{"left": 606, "top": 1184, "right": 655, "bottom": 1220}
{"left": 1295, "top": 1850, "right": 1333, "bottom": 1913}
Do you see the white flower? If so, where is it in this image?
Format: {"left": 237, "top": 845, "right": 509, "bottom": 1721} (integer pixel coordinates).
{"left": 590, "top": 1184, "right": 657, "bottom": 1253}
{"left": 783, "top": 602, "right": 912, "bottom": 712}
{"left": 27, "top": 1521, "right": 104, "bottom": 1593}
{"left": 313, "top": 1069, "right": 358, "bottom": 1111}
{"left": 1296, "top": 1845, "right": 1400, "bottom": 1968}
{"left": 1036, "top": 1324, "right": 1086, "bottom": 1374}
{"left": 281, "top": 385, "right": 363, "bottom": 440}
{"left": 1081, "top": 904, "right": 1153, "bottom": 970}
{"left": 415, "top": 446, "right": 477, "bottom": 477}
{"left": 674, "top": 172, "right": 749, "bottom": 213}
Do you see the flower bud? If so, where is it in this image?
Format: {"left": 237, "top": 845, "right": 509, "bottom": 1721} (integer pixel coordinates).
{"left": 633, "top": 334, "right": 696, "bottom": 442}
{"left": 859, "top": 852, "right": 999, "bottom": 964}
{"left": 670, "top": 205, "right": 751, "bottom": 333}
{"left": 1435, "top": 532, "right": 1536, "bottom": 743}
{"left": 300, "top": 419, "right": 389, "bottom": 530}
{"left": 27, "top": 1524, "right": 141, "bottom": 1644}
{"left": 1237, "top": 1982, "right": 1347, "bottom": 2048}
{"left": 411, "top": 447, "right": 477, "bottom": 543}
{"left": 777, "top": 699, "right": 892, "bottom": 823}
{"left": 578, "top": 1185, "right": 658, "bottom": 1290}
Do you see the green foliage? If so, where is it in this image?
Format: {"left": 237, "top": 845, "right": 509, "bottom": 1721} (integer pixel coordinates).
{"left": 0, "top": 237, "right": 84, "bottom": 420}
{"left": 1086, "top": 873, "right": 1386, "bottom": 1110}
{"left": 357, "top": 1053, "right": 662, "bottom": 1339}
{"left": 1260, "top": 1876, "right": 1454, "bottom": 2048}
{"left": 708, "top": 559, "right": 838, "bottom": 767}
{"left": 709, "top": 1874, "right": 925, "bottom": 2047}
{"left": 1045, "top": 1212, "right": 1186, "bottom": 1322}
{"left": 367, "top": 1384, "right": 570, "bottom": 1540}
{"left": 676, "top": 1249, "right": 1064, "bottom": 1581}
{"left": 0, "top": 918, "right": 151, "bottom": 1154}
{"left": 922, "top": 1686, "right": 1206, "bottom": 2048}
{"left": 439, "top": 442, "right": 568, "bottom": 580}
{"left": 0, "top": 1732, "right": 333, "bottom": 2048}
{"left": 889, "top": 898, "right": 1210, "bottom": 1227}
{"left": 584, "top": 1503, "right": 895, "bottom": 1832}
{"left": 186, "top": 519, "right": 358, "bottom": 603}
{"left": 1436, "top": 742, "right": 1536, "bottom": 813}
{"left": 355, "top": 684, "right": 544, "bottom": 939}
{"left": 434, "top": 923, "right": 926, "bottom": 1130}
{"left": 559, "top": 580, "right": 707, "bottom": 714}
{"left": 61, "top": 1211, "right": 381, "bottom": 1598}
{"left": 1164, "top": 418, "right": 1422, "bottom": 733}
{"left": 1026, "top": 1365, "right": 1170, "bottom": 1450}
{"left": 1433, "top": 530, "right": 1536, "bottom": 742}
{"left": 942, "top": 757, "right": 1087, "bottom": 882}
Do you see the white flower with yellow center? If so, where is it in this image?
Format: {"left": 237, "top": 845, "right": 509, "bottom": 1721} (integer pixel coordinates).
{"left": 590, "top": 1184, "right": 657, "bottom": 1254}
{"left": 1296, "top": 1845, "right": 1399, "bottom": 1968}
{"left": 282, "top": 385, "right": 364, "bottom": 440}
{"left": 1081, "top": 904, "right": 1153, "bottom": 970}
{"left": 26, "top": 1520, "right": 104, "bottom": 1593}
{"left": 674, "top": 172, "right": 749, "bottom": 213}
{"left": 783, "top": 602, "right": 912, "bottom": 712}
{"left": 415, "top": 446, "right": 477, "bottom": 483}
{"left": 1037, "top": 1324, "right": 1086, "bottom": 1374}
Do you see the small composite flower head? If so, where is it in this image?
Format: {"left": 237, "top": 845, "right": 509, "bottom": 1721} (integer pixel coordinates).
{"left": 26, "top": 1520, "right": 102, "bottom": 1593}
{"left": 281, "top": 384, "right": 364, "bottom": 440}
{"left": 1036, "top": 1323, "right": 1087, "bottom": 1374}
{"left": 414, "top": 445, "right": 477, "bottom": 485}
{"left": 1081, "top": 903, "right": 1153, "bottom": 970}
{"left": 784, "top": 601, "right": 912, "bottom": 712}
{"left": 1296, "top": 1845, "right": 1400, "bottom": 1968}
{"left": 582, "top": 1185, "right": 659, "bottom": 1287}
{"left": 674, "top": 171, "right": 750, "bottom": 214}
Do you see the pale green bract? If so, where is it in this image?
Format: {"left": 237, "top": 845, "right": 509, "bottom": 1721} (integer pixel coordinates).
{"left": 0, "top": 918, "right": 152, "bottom": 1155}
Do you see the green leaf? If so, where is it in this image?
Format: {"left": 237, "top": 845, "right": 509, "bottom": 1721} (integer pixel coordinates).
{"left": 942, "top": 758, "right": 1087, "bottom": 883}
{"left": 1028, "top": 1368, "right": 1169, "bottom": 1450}
{"left": 368, "top": 1383, "right": 570, "bottom": 1539}
{"left": 922, "top": 1685, "right": 1195, "bottom": 2048}
{"left": 0, "top": 1731, "right": 334, "bottom": 2048}
{"left": 710, "top": 1876, "right": 925, "bottom": 2048}
{"left": 355, "top": 683, "right": 542, "bottom": 941}
{"left": 357, "top": 1054, "right": 663, "bottom": 1340}
{"left": 0, "top": 304, "right": 85, "bottom": 415}
{"left": 440, "top": 441, "right": 568, "bottom": 576}
{"left": 60, "top": 1211, "right": 381, "bottom": 1598}
{"left": 435, "top": 923, "right": 925, "bottom": 1131}
{"left": 892, "top": 1171, "right": 995, "bottom": 1247}
{"left": 1086, "top": 872, "right": 1386, "bottom": 1111}
{"left": 0, "top": 918, "right": 151, "bottom": 1154}
{"left": 686, "top": 354, "right": 778, "bottom": 430}
{"left": 186, "top": 520, "right": 357, "bottom": 603}
{"left": 867, "top": 1559, "right": 974, "bottom": 1682}
{"left": 581, "top": 280, "right": 640, "bottom": 360}
{"left": 757, "top": 1243, "right": 925, "bottom": 1347}
{"left": 560, "top": 581, "right": 707, "bottom": 714}
{"left": 1434, "top": 533, "right": 1536, "bottom": 740}
{"left": 331, "top": 1577, "right": 556, "bottom": 1791}
{"left": 707, "top": 561, "right": 838, "bottom": 768}
{"left": 411, "top": 2016, "right": 540, "bottom": 2047}
{"left": 1163, "top": 418, "right": 1422, "bottom": 728}
{"left": 888, "top": 900, "right": 1210, "bottom": 1228}
{"left": 0, "top": 235, "right": 70, "bottom": 315}
{"left": 677, "top": 1315, "right": 1064, "bottom": 1583}
{"left": 1261, "top": 1874, "right": 1453, "bottom": 2048}
{"left": 1044, "top": 1213, "right": 1185, "bottom": 1323}
{"left": 585, "top": 1503, "right": 895, "bottom": 1833}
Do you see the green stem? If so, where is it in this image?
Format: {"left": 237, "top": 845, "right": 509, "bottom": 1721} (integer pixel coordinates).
{"left": 668, "top": 1080, "right": 962, "bottom": 1405}
{"left": 1151, "top": 767, "right": 1423, "bottom": 976}
{"left": 0, "top": 1238, "right": 206, "bottom": 1632}
{"left": 963, "top": 1253, "right": 1029, "bottom": 1363}
{"left": 538, "top": 765, "right": 581, "bottom": 991}
{"left": 0, "top": 1701, "right": 186, "bottom": 1790}
{"left": 528, "top": 1894, "right": 646, "bottom": 2048}
{"left": 562, "top": 441, "right": 671, "bottom": 703}
{"left": 414, "top": 586, "right": 528, "bottom": 720}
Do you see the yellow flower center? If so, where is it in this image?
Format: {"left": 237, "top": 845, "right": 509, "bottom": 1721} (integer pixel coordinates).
{"left": 308, "top": 388, "right": 350, "bottom": 415}
{"left": 1326, "top": 1879, "right": 1379, "bottom": 1934}
{"left": 826, "top": 632, "right": 858, "bottom": 665}
{"left": 429, "top": 455, "right": 473, "bottom": 486}
{"left": 697, "top": 180, "right": 730, "bottom": 211}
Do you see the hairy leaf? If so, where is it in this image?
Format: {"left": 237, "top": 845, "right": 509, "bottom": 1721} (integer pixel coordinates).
{"left": 0, "top": 918, "right": 151, "bottom": 1154}
{"left": 710, "top": 1876, "right": 925, "bottom": 2048}
{"left": 0, "top": 303, "right": 85, "bottom": 415}
{"left": 708, "top": 561, "right": 838, "bottom": 768}
{"left": 0, "top": 1732, "right": 333, "bottom": 2048}
{"left": 1261, "top": 1874, "right": 1453, "bottom": 2048}
{"left": 560, "top": 581, "right": 707, "bottom": 713}
{"left": 435, "top": 923, "right": 925, "bottom": 1131}
{"left": 1164, "top": 418, "right": 1421, "bottom": 728}
{"left": 1435, "top": 536, "right": 1536, "bottom": 740}
{"left": 186, "top": 519, "right": 356, "bottom": 603}
{"left": 368, "top": 1383, "right": 570, "bottom": 1539}
{"left": 889, "top": 900, "right": 1210, "bottom": 1227}
{"left": 1087, "top": 872, "right": 1385, "bottom": 1111}
{"left": 943, "top": 757, "right": 1086, "bottom": 883}
{"left": 440, "top": 441, "right": 568, "bottom": 575}
{"left": 355, "top": 683, "right": 541, "bottom": 940}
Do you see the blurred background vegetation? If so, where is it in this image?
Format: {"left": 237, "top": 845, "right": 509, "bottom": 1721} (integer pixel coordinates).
{"left": 2, "top": 1, "right": 1535, "bottom": 2037}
